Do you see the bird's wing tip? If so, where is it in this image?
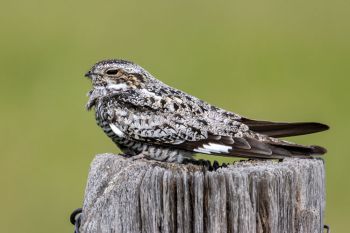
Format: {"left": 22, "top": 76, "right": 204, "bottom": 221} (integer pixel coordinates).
{"left": 310, "top": 145, "right": 327, "bottom": 155}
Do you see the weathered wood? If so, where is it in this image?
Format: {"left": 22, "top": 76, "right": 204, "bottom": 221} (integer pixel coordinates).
{"left": 80, "top": 154, "right": 325, "bottom": 233}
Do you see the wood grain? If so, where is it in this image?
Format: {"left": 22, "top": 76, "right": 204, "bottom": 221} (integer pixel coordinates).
{"left": 80, "top": 154, "right": 325, "bottom": 233}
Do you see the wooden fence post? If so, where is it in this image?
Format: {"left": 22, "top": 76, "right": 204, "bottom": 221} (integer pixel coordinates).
{"left": 79, "top": 153, "right": 325, "bottom": 233}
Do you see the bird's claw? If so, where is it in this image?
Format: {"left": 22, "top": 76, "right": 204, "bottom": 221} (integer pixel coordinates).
{"left": 183, "top": 159, "right": 228, "bottom": 171}
{"left": 119, "top": 153, "right": 133, "bottom": 158}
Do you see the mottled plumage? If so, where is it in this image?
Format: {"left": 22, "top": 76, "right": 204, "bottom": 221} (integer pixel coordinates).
{"left": 84, "top": 59, "right": 329, "bottom": 163}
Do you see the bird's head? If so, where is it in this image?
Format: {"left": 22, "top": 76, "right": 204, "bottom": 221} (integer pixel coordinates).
{"left": 85, "top": 59, "right": 149, "bottom": 91}
{"left": 85, "top": 59, "right": 158, "bottom": 109}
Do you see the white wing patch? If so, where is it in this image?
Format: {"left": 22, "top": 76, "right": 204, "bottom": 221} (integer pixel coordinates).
{"left": 193, "top": 148, "right": 212, "bottom": 154}
{"left": 109, "top": 124, "right": 125, "bottom": 137}
{"left": 194, "top": 143, "right": 232, "bottom": 154}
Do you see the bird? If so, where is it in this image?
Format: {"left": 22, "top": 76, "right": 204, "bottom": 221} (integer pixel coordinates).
{"left": 84, "top": 59, "right": 329, "bottom": 164}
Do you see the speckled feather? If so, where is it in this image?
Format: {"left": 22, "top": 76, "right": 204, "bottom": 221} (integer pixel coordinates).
{"left": 84, "top": 59, "right": 328, "bottom": 163}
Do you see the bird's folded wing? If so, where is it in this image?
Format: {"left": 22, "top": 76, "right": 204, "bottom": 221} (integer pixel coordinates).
{"left": 109, "top": 92, "right": 326, "bottom": 158}
{"left": 240, "top": 118, "right": 329, "bottom": 138}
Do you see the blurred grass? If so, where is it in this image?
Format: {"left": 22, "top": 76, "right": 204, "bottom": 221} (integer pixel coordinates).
{"left": 0, "top": 0, "right": 349, "bottom": 232}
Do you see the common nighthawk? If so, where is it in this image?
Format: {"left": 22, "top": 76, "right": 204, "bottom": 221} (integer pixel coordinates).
{"left": 84, "top": 59, "right": 329, "bottom": 163}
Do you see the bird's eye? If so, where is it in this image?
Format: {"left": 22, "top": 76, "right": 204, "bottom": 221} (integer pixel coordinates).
{"left": 106, "top": 69, "right": 119, "bottom": 75}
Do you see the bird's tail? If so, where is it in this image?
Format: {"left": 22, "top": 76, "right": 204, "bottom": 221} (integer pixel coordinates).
{"left": 267, "top": 141, "right": 327, "bottom": 157}
{"left": 220, "top": 137, "right": 327, "bottom": 159}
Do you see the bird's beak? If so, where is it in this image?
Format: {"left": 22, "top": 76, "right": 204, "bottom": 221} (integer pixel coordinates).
{"left": 85, "top": 71, "right": 92, "bottom": 78}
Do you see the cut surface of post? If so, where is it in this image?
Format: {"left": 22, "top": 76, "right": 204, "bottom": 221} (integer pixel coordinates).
{"left": 80, "top": 154, "right": 325, "bottom": 233}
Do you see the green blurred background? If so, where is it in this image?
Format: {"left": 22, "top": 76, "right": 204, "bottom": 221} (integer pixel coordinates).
{"left": 0, "top": 0, "right": 348, "bottom": 232}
